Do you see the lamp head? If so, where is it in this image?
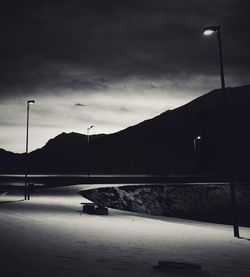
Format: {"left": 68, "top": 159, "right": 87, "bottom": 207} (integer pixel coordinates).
{"left": 202, "top": 25, "right": 220, "bottom": 36}
{"left": 88, "top": 125, "right": 95, "bottom": 130}
{"left": 28, "top": 100, "right": 35, "bottom": 104}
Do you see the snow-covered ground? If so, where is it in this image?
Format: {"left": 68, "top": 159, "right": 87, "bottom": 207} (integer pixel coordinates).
{"left": 0, "top": 184, "right": 250, "bottom": 277}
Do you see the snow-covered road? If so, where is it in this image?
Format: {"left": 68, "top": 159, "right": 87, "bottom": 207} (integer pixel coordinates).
{"left": 0, "top": 184, "right": 250, "bottom": 277}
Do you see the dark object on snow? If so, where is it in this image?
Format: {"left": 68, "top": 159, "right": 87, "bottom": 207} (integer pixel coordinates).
{"left": 153, "top": 260, "right": 202, "bottom": 271}
{"left": 25, "top": 183, "right": 35, "bottom": 200}
{"left": 80, "top": 202, "right": 108, "bottom": 215}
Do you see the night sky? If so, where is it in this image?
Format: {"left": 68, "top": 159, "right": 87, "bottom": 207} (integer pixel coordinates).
{"left": 0, "top": 0, "right": 249, "bottom": 152}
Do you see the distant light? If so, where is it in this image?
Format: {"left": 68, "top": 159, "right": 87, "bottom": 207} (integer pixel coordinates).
{"left": 203, "top": 29, "right": 214, "bottom": 36}
{"left": 197, "top": 136, "right": 202, "bottom": 139}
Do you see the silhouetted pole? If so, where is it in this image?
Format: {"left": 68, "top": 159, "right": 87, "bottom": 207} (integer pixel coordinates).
{"left": 87, "top": 125, "right": 94, "bottom": 177}
{"left": 230, "top": 182, "right": 239, "bottom": 237}
{"left": 203, "top": 26, "right": 239, "bottom": 238}
{"left": 25, "top": 100, "right": 35, "bottom": 200}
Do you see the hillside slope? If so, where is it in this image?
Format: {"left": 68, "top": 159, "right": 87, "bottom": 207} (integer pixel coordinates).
{"left": 1, "top": 84, "right": 250, "bottom": 174}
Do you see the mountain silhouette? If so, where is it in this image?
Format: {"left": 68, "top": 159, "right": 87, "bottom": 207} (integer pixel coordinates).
{"left": 1, "top": 84, "right": 250, "bottom": 175}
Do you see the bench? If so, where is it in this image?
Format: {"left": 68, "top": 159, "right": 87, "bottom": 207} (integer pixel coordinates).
{"left": 80, "top": 202, "right": 108, "bottom": 215}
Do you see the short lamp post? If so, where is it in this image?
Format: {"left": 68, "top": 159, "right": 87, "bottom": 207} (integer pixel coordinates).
{"left": 202, "top": 26, "right": 239, "bottom": 238}
{"left": 193, "top": 136, "right": 202, "bottom": 154}
{"left": 193, "top": 136, "right": 202, "bottom": 173}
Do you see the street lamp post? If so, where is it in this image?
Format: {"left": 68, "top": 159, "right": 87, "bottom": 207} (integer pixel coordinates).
{"left": 87, "top": 125, "right": 94, "bottom": 177}
{"left": 25, "top": 100, "right": 35, "bottom": 200}
{"left": 202, "top": 26, "right": 239, "bottom": 238}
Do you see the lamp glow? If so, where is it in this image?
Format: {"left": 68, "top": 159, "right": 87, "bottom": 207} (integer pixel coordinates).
{"left": 203, "top": 29, "right": 214, "bottom": 36}
{"left": 202, "top": 26, "right": 220, "bottom": 36}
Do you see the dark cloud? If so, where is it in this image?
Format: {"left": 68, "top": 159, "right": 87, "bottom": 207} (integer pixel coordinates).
{"left": 0, "top": 0, "right": 249, "bottom": 98}
{"left": 74, "top": 103, "right": 87, "bottom": 107}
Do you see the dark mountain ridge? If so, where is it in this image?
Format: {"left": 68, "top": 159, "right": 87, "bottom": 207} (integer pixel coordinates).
{"left": 1, "top": 84, "right": 250, "bottom": 175}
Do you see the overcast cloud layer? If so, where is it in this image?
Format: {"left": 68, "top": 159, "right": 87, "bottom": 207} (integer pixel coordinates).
{"left": 0, "top": 0, "right": 249, "bottom": 152}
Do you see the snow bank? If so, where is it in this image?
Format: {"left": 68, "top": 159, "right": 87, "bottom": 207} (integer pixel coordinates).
{"left": 80, "top": 184, "right": 250, "bottom": 226}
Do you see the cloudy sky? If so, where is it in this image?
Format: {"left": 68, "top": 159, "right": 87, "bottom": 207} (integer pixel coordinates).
{"left": 0, "top": 0, "right": 249, "bottom": 153}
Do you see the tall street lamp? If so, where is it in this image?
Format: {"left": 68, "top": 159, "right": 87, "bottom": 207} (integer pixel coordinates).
{"left": 25, "top": 100, "right": 35, "bottom": 200}
{"left": 202, "top": 26, "right": 239, "bottom": 238}
{"left": 87, "top": 125, "right": 95, "bottom": 177}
